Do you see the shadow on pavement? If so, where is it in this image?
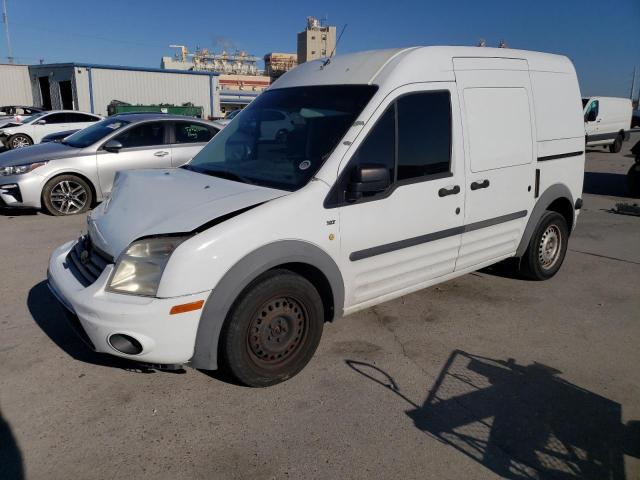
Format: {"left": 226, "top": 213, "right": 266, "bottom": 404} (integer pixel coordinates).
{"left": 0, "top": 409, "right": 24, "bottom": 480}
{"left": 583, "top": 171, "right": 632, "bottom": 198}
{"left": 347, "top": 352, "right": 639, "bottom": 479}
{"left": 0, "top": 207, "right": 39, "bottom": 217}
{"left": 27, "top": 281, "right": 158, "bottom": 373}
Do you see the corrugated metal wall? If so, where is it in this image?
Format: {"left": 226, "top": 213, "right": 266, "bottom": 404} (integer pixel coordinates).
{"left": 88, "top": 68, "right": 215, "bottom": 117}
{"left": 0, "top": 64, "right": 33, "bottom": 105}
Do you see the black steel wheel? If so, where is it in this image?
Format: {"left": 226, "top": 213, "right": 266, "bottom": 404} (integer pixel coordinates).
{"left": 219, "top": 269, "right": 324, "bottom": 387}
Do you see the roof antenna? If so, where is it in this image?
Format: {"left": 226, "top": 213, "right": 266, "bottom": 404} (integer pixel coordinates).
{"left": 321, "top": 24, "right": 347, "bottom": 68}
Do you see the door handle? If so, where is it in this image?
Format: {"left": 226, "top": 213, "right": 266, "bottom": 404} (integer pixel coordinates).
{"left": 438, "top": 185, "right": 460, "bottom": 197}
{"left": 154, "top": 151, "right": 169, "bottom": 157}
{"left": 470, "top": 179, "right": 490, "bottom": 190}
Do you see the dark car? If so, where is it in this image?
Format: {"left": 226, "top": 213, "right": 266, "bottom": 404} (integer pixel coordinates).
{"left": 41, "top": 129, "right": 80, "bottom": 143}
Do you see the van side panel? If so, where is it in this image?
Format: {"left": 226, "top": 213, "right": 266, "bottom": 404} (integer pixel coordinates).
{"left": 525, "top": 68, "right": 584, "bottom": 241}
{"left": 530, "top": 71, "right": 584, "bottom": 142}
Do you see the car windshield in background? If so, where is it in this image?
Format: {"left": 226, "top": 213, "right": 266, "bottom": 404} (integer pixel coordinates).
{"left": 20, "top": 112, "right": 46, "bottom": 124}
{"left": 186, "top": 85, "right": 378, "bottom": 191}
{"left": 62, "top": 118, "right": 130, "bottom": 148}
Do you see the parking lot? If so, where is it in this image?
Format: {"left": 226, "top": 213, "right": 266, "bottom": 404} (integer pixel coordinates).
{"left": 1, "top": 134, "right": 639, "bottom": 479}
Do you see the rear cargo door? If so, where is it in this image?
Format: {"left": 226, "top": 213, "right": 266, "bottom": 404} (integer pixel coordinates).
{"left": 453, "top": 57, "right": 536, "bottom": 270}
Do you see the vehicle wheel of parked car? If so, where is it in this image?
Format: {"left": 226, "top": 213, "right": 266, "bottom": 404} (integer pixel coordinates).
{"left": 219, "top": 269, "right": 324, "bottom": 387}
{"left": 609, "top": 134, "right": 623, "bottom": 153}
{"left": 519, "top": 211, "right": 569, "bottom": 280}
{"left": 42, "top": 175, "right": 93, "bottom": 216}
{"left": 8, "top": 134, "right": 33, "bottom": 149}
{"left": 628, "top": 162, "right": 640, "bottom": 198}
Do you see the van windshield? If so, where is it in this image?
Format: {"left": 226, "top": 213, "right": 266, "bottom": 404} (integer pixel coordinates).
{"left": 185, "top": 85, "right": 378, "bottom": 191}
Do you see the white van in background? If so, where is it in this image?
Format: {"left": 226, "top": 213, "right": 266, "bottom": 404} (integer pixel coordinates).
{"left": 48, "top": 47, "right": 585, "bottom": 386}
{"left": 583, "top": 96, "right": 632, "bottom": 153}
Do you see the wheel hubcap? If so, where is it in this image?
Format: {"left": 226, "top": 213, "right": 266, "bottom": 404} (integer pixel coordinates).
{"left": 50, "top": 180, "right": 87, "bottom": 214}
{"left": 247, "top": 297, "right": 307, "bottom": 367}
{"left": 538, "top": 224, "right": 562, "bottom": 269}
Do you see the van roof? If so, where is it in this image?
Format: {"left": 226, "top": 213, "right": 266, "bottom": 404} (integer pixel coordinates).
{"left": 272, "top": 46, "right": 576, "bottom": 90}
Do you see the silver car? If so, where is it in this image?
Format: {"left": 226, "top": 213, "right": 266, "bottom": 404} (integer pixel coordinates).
{"left": 0, "top": 114, "right": 219, "bottom": 215}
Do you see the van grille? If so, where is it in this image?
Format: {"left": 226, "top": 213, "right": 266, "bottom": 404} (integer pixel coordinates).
{"left": 66, "top": 236, "right": 113, "bottom": 287}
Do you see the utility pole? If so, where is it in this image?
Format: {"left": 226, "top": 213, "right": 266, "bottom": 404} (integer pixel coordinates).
{"left": 631, "top": 65, "right": 638, "bottom": 101}
{"left": 2, "top": 0, "right": 13, "bottom": 63}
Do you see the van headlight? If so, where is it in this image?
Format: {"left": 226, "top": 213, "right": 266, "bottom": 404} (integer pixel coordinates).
{"left": 107, "top": 236, "right": 189, "bottom": 296}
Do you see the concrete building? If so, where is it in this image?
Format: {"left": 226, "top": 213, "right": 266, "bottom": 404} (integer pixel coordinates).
{"left": 26, "top": 63, "right": 223, "bottom": 118}
{"left": 297, "top": 17, "right": 336, "bottom": 64}
{"left": 0, "top": 64, "right": 34, "bottom": 106}
{"left": 264, "top": 52, "right": 298, "bottom": 78}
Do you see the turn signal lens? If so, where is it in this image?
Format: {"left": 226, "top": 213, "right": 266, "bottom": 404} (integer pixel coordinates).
{"left": 169, "top": 300, "right": 204, "bottom": 315}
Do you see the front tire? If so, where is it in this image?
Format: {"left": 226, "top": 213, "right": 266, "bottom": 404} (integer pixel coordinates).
{"left": 219, "top": 269, "right": 324, "bottom": 387}
{"left": 519, "top": 211, "right": 569, "bottom": 280}
{"left": 609, "top": 134, "right": 623, "bottom": 153}
{"left": 42, "top": 175, "right": 93, "bottom": 216}
{"left": 8, "top": 134, "right": 33, "bottom": 149}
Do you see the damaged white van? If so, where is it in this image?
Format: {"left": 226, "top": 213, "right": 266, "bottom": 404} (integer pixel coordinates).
{"left": 48, "top": 47, "right": 585, "bottom": 386}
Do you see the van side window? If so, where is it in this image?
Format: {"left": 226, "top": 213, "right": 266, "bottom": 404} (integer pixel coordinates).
{"left": 585, "top": 100, "right": 599, "bottom": 122}
{"left": 397, "top": 91, "right": 452, "bottom": 180}
{"left": 349, "top": 105, "right": 396, "bottom": 186}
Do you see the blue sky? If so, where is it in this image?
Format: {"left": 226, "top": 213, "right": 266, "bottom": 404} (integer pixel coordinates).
{"left": 2, "top": 0, "right": 639, "bottom": 97}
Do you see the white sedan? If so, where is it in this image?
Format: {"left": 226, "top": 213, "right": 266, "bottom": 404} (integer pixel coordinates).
{"left": 0, "top": 110, "right": 102, "bottom": 149}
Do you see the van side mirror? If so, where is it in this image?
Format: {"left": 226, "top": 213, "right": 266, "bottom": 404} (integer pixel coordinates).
{"left": 585, "top": 109, "right": 597, "bottom": 122}
{"left": 34, "top": 119, "right": 46, "bottom": 125}
{"left": 103, "top": 139, "right": 123, "bottom": 153}
{"left": 347, "top": 164, "right": 391, "bottom": 202}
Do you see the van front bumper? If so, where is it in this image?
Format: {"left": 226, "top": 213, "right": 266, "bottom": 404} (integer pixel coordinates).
{"left": 47, "top": 240, "right": 209, "bottom": 365}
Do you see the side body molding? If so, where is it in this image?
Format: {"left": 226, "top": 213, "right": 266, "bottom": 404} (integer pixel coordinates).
{"left": 190, "top": 240, "right": 345, "bottom": 370}
{"left": 516, "top": 183, "right": 574, "bottom": 257}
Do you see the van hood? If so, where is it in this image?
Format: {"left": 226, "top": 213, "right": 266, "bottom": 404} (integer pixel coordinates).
{"left": 87, "top": 167, "right": 288, "bottom": 257}
{"left": 0, "top": 142, "right": 87, "bottom": 167}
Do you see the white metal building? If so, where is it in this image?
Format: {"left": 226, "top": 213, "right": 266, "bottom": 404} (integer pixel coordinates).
{"left": 0, "top": 64, "right": 34, "bottom": 106}
{"left": 27, "top": 63, "right": 225, "bottom": 118}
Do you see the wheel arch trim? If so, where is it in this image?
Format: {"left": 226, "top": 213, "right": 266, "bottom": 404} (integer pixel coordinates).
{"left": 190, "top": 240, "right": 345, "bottom": 370}
{"left": 516, "top": 183, "right": 574, "bottom": 257}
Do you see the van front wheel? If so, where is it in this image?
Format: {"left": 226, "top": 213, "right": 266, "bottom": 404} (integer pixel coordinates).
{"left": 219, "top": 269, "right": 324, "bottom": 387}
{"left": 609, "top": 134, "right": 623, "bottom": 153}
{"left": 519, "top": 211, "right": 569, "bottom": 280}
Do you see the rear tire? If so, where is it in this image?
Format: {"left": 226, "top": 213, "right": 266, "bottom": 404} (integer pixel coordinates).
{"left": 609, "top": 134, "right": 623, "bottom": 153}
{"left": 219, "top": 269, "right": 324, "bottom": 387}
{"left": 8, "top": 134, "right": 33, "bottom": 149}
{"left": 42, "top": 175, "right": 93, "bottom": 216}
{"left": 519, "top": 211, "right": 569, "bottom": 280}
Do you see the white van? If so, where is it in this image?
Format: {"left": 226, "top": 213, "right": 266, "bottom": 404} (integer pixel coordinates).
{"left": 48, "top": 47, "right": 585, "bottom": 386}
{"left": 583, "top": 96, "right": 632, "bottom": 152}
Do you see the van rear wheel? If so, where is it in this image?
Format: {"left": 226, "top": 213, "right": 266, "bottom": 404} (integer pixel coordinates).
{"left": 609, "top": 134, "right": 623, "bottom": 153}
{"left": 519, "top": 211, "right": 569, "bottom": 280}
{"left": 219, "top": 269, "right": 324, "bottom": 387}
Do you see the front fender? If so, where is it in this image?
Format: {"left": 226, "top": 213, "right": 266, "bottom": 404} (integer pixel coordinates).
{"left": 190, "top": 240, "right": 344, "bottom": 370}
